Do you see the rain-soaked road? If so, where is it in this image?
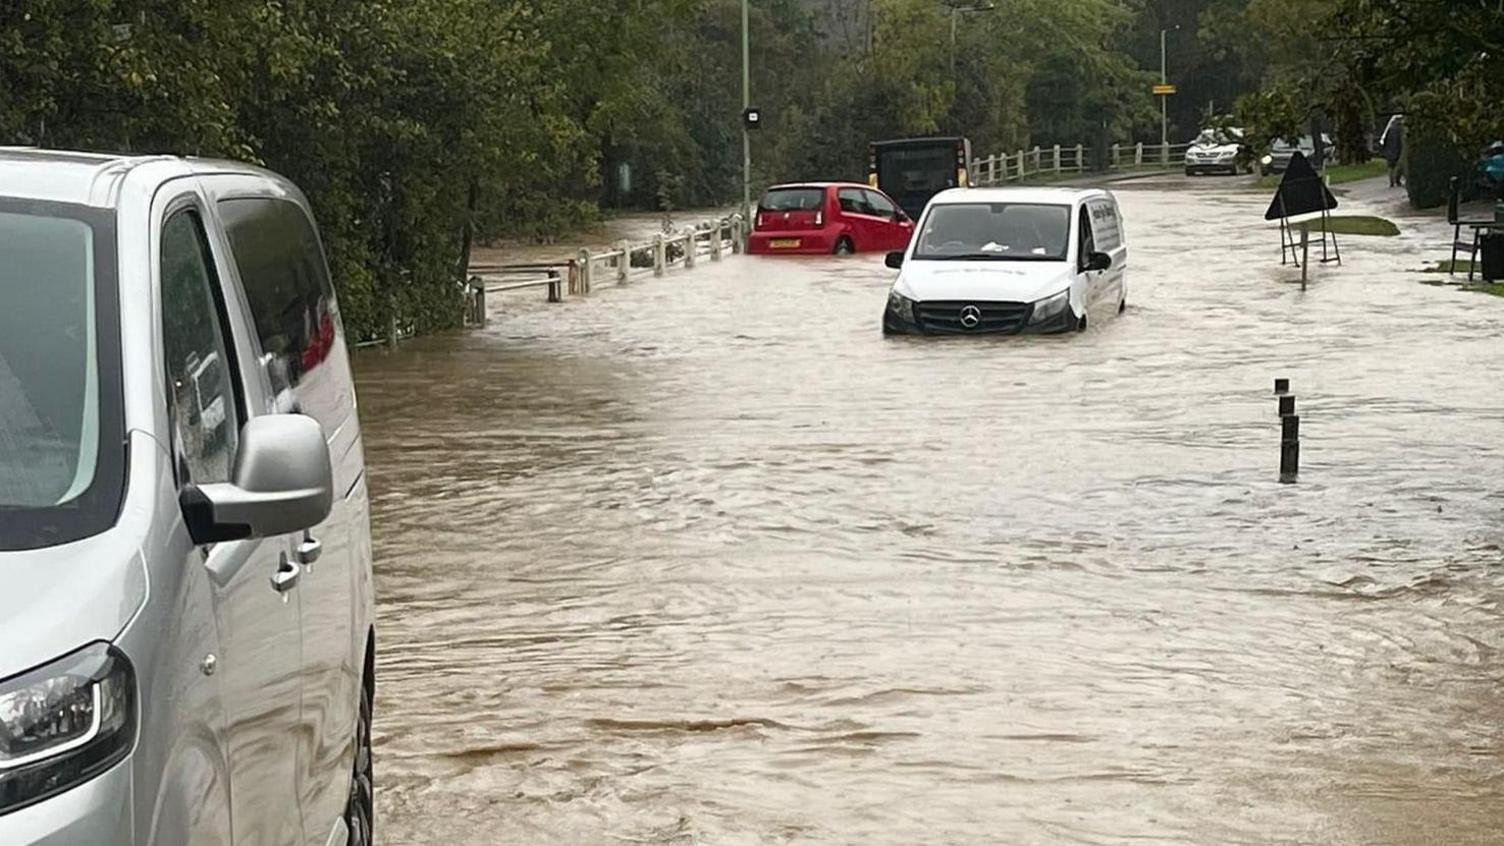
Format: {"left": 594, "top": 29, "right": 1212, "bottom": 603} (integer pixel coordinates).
{"left": 358, "top": 176, "right": 1504, "bottom": 845}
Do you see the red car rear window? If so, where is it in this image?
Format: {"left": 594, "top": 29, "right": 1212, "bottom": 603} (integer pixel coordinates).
{"left": 759, "top": 188, "right": 825, "bottom": 212}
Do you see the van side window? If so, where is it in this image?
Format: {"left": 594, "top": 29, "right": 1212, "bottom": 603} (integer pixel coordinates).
{"left": 1077, "top": 207, "right": 1096, "bottom": 271}
{"left": 160, "top": 210, "right": 242, "bottom": 486}
{"left": 1090, "top": 202, "right": 1122, "bottom": 251}
{"left": 218, "top": 198, "right": 336, "bottom": 394}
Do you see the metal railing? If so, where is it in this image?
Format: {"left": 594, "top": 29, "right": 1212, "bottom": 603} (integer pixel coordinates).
{"left": 460, "top": 214, "right": 745, "bottom": 329}
{"left": 970, "top": 142, "right": 1193, "bottom": 186}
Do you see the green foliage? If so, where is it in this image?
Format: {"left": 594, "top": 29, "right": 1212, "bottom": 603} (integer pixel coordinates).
{"left": 1403, "top": 119, "right": 1473, "bottom": 211}
{"left": 1237, "top": 85, "right": 1304, "bottom": 151}
{"left": 0, "top": 0, "right": 1319, "bottom": 340}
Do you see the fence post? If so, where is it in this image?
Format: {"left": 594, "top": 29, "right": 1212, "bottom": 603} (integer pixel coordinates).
{"left": 1111, "top": 143, "right": 1120, "bottom": 169}
{"left": 1300, "top": 225, "right": 1310, "bottom": 289}
{"left": 684, "top": 231, "right": 697, "bottom": 268}
{"left": 578, "top": 248, "right": 593, "bottom": 295}
{"left": 1052, "top": 144, "right": 1061, "bottom": 174}
{"left": 1015, "top": 150, "right": 1024, "bottom": 180}
{"left": 730, "top": 215, "right": 743, "bottom": 254}
{"left": 653, "top": 235, "right": 666, "bottom": 275}
{"left": 1135, "top": 142, "right": 1144, "bottom": 166}
{"left": 1074, "top": 144, "right": 1085, "bottom": 173}
{"left": 547, "top": 269, "right": 562, "bottom": 303}
{"left": 711, "top": 223, "right": 723, "bottom": 261}
{"left": 615, "top": 240, "right": 629, "bottom": 284}
{"left": 1280, "top": 414, "right": 1301, "bottom": 483}
{"left": 1161, "top": 142, "right": 1169, "bottom": 166}
{"left": 472, "top": 278, "right": 487, "bottom": 327}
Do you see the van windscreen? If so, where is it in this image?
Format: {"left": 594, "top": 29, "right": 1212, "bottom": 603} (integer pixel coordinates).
{"left": 914, "top": 203, "right": 1071, "bottom": 261}
{"left": 0, "top": 202, "right": 125, "bottom": 550}
{"left": 876, "top": 146, "right": 954, "bottom": 194}
{"left": 759, "top": 188, "right": 825, "bottom": 212}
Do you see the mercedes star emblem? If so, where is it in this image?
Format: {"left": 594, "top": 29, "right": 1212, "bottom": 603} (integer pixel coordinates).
{"left": 959, "top": 305, "right": 982, "bottom": 329}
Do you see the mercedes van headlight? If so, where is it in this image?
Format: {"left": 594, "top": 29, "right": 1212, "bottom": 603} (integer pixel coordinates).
{"left": 0, "top": 643, "right": 136, "bottom": 816}
{"left": 887, "top": 289, "right": 915, "bottom": 323}
{"left": 1028, "top": 289, "right": 1071, "bottom": 324}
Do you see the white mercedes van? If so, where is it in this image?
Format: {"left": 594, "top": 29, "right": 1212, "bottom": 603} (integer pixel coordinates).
{"left": 882, "top": 187, "right": 1128, "bottom": 335}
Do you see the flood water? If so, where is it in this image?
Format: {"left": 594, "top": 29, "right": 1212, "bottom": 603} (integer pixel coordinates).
{"left": 357, "top": 176, "right": 1504, "bottom": 845}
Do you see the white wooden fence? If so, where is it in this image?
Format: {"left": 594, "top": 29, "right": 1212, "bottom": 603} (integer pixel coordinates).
{"left": 970, "top": 142, "right": 1193, "bottom": 186}
{"left": 463, "top": 214, "right": 745, "bottom": 329}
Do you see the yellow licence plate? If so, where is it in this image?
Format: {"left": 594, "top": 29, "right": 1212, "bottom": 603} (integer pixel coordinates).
{"left": 769, "top": 239, "right": 801, "bottom": 249}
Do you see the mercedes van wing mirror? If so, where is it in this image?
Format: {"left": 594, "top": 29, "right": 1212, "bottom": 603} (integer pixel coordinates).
{"left": 1086, "top": 251, "right": 1112, "bottom": 272}
{"left": 181, "top": 414, "right": 333, "bottom": 545}
{"left": 885, "top": 251, "right": 905, "bottom": 270}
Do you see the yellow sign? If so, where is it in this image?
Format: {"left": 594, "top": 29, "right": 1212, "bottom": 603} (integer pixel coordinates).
{"left": 1153, "top": 84, "right": 1177, "bottom": 96}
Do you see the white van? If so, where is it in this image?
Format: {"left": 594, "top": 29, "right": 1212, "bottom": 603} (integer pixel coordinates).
{"left": 881, "top": 187, "right": 1127, "bottom": 335}
{"left": 0, "top": 148, "right": 375, "bottom": 846}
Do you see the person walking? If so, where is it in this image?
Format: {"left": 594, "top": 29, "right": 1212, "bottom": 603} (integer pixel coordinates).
{"left": 1380, "top": 115, "right": 1405, "bottom": 187}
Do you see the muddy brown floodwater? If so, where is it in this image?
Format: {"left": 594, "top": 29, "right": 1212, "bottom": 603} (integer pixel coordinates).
{"left": 357, "top": 176, "right": 1504, "bottom": 845}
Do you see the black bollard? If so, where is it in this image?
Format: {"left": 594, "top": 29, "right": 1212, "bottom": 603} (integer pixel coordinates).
{"left": 1279, "top": 414, "right": 1300, "bottom": 484}
{"left": 1274, "top": 378, "right": 1290, "bottom": 395}
{"left": 1278, "top": 394, "right": 1296, "bottom": 417}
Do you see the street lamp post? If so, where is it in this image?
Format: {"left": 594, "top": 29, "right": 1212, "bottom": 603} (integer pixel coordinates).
{"left": 1159, "top": 25, "right": 1180, "bottom": 164}
{"left": 742, "top": 0, "right": 751, "bottom": 227}
{"left": 948, "top": 3, "right": 995, "bottom": 75}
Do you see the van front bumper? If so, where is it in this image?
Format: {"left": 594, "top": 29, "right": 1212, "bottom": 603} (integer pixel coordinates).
{"left": 883, "top": 298, "right": 1078, "bottom": 335}
{"left": 0, "top": 754, "right": 133, "bottom": 845}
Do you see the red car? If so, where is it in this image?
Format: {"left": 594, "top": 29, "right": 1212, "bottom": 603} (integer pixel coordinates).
{"left": 748, "top": 182, "right": 915, "bottom": 255}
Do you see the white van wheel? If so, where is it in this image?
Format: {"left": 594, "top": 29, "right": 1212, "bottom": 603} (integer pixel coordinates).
{"left": 345, "top": 652, "right": 375, "bottom": 846}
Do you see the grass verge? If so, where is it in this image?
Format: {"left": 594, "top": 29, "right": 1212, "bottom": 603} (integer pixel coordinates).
{"left": 1255, "top": 159, "right": 1390, "bottom": 191}
{"left": 1413, "top": 261, "right": 1504, "bottom": 296}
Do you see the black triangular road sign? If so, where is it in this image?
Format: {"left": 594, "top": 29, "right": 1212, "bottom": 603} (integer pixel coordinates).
{"left": 1264, "top": 152, "right": 1339, "bottom": 220}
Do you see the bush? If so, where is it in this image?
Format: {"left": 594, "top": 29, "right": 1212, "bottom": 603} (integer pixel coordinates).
{"left": 1404, "top": 119, "right": 1475, "bottom": 210}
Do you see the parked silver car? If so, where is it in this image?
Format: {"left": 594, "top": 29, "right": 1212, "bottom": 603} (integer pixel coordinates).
{"left": 0, "top": 149, "right": 375, "bottom": 846}
{"left": 1260, "top": 134, "right": 1338, "bottom": 175}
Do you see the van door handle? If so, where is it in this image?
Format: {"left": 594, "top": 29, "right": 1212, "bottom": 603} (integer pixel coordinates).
{"left": 271, "top": 554, "right": 302, "bottom": 594}
{"left": 298, "top": 533, "right": 323, "bottom": 566}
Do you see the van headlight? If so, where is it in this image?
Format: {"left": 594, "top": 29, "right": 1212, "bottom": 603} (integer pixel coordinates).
{"left": 1028, "top": 289, "right": 1071, "bottom": 324}
{"left": 887, "top": 289, "right": 915, "bottom": 323}
{"left": 0, "top": 643, "right": 136, "bottom": 815}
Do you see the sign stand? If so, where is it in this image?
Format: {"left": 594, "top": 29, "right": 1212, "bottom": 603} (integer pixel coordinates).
{"left": 1266, "top": 152, "right": 1340, "bottom": 273}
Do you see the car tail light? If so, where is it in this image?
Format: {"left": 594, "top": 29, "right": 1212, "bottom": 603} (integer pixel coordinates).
{"left": 815, "top": 210, "right": 824, "bottom": 227}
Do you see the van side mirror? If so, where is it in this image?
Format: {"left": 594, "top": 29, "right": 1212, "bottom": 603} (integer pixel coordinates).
{"left": 885, "top": 251, "right": 905, "bottom": 269}
{"left": 1085, "top": 251, "right": 1112, "bottom": 272}
{"left": 180, "top": 414, "right": 333, "bottom": 545}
